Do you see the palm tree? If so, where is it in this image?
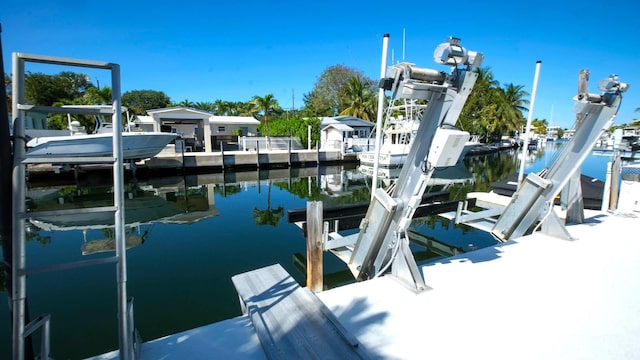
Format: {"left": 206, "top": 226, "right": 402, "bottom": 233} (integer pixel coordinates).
{"left": 252, "top": 180, "right": 285, "bottom": 226}
{"left": 459, "top": 67, "right": 499, "bottom": 140}
{"left": 194, "top": 101, "right": 215, "bottom": 112}
{"left": 339, "top": 76, "right": 377, "bottom": 121}
{"left": 173, "top": 99, "right": 195, "bottom": 108}
{"left": 496, "top": 83, "right": 529, "bottom": 135}
{"left": 213, "top": 99, "right": 231, "bottom": 115}
{"left": 83, "top": 86, "right": 112, "bottom": 105}
{"left": 252, "top": 94, "right": 280, "bottom": 146}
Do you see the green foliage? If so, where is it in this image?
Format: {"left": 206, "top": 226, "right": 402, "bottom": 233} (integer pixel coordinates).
{"left": 266, "top": 116, "right": 321, "bottom": 148}
{"left": 252, "top": 181, "right": 285, "bottom": 226}
{"left": 83, "top": 86, "right": 112, "bottom": 105}
{"left": 272, "top": 176, "right": 323, "bottom": 201}
{"left": 458, "top": 67, "right": 529, "bottom": 142}
{"left": 213, "top": 183, "right": 242, "bottom": 197}
{"left": 252, "top": 94, "right": 280, "bottom": 138}
{"left": 303, "top": 65, "right": 371, "bottom": 116}
{"left": 123, "top": 90, "right": 171, "bottom": 115}
{"left": 338, "top": 75, "right": 377, "bottom": 121}
{"left": 24, "top": 71, "right": 92, "bottom": 106}
{"left": 172, "top": 99, "right": 195, "bottom": 108}
{"left": 557, "top": 128, "right": 565, "bottom": 139}
{"left": 531, "top": 118, "right": 548, "bottom": 134}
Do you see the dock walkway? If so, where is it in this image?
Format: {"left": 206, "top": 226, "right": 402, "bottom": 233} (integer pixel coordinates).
{"left": 232, "top": 264, "right": 370, "bottom": 359}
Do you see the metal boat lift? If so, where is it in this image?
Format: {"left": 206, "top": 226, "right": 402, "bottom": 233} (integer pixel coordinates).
{"left": 326, "top": 37, "right": 484, "bottom": 292}
{"left": 445, "top": 74, "right": 628, "bottom": 242}
{"left": 326, "top": 36, "right": 628, "bottom": 294}
{"left": 10, "top": 53, "right": 139, "bottom": 359}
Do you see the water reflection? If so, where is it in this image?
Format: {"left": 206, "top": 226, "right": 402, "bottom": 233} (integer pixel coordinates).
{"left": 21, "top": 154, "right": 521, "bottom": 258}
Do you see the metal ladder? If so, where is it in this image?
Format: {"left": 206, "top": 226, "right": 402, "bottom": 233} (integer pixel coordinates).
{"left": 10, "top": 53, "right": 138, "bottom": 359}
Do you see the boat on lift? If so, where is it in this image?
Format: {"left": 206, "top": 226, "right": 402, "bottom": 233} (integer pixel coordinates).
{"left": 357, "top": 100, "right": 480, "bottom": 168}
{"left": 25, "top": 105, "right": 177, "bottom": 161}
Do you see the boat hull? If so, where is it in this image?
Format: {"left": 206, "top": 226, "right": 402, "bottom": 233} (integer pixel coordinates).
{"left": 26, "top": 132, "right": 178, "bottom": 160}
{"left": 357, "top": 151, "right": 406, "bottom": 167}
{"left": 358, "top": 141, "right": 480, "bottom": 168}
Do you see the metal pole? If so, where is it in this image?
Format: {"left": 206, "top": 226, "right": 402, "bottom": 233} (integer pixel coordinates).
{"left": 372, "top": 34, "right": 390, "bottom": 199}
{"left": 517, "top": 60, "right": 542, "bottom": 186}
{"left": 0, "top": 24, "right": 15, "bottom": 358}
{"left": 111, "top": 64, "right": 131, "bottom": 360}
{"left": 12, "top": 52, "right": 29, "bottom": 360}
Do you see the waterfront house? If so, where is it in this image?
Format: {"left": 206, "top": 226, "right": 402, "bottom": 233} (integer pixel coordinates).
{"left": 320, "top": 115, "right": 375, "bottom": 152}
{"left": 145, "top": 107, "right": 260, "bottom": 152}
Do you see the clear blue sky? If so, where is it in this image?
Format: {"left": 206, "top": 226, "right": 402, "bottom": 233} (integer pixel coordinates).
{"left": 2, "top": 0, "right": 639, "bottom": 129}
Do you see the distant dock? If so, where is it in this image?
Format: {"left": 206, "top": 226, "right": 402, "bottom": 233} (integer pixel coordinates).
{"left": 24, "top": 147, "right": 358, "bottom": 180}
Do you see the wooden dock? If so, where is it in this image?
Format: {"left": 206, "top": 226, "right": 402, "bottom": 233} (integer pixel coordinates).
{"left": 231, "top": 264, "right": 370, "bottom": 359}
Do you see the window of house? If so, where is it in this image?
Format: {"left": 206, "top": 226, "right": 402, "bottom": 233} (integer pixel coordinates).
{"left": 217, "top": 126, "right": 226, "bottom": 133}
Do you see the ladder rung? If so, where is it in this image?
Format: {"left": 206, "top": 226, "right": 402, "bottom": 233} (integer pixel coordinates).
{"left": 24, "top": 206, "right": 117, "bottom": 219}
{"left": 16, "top": 52, "right": 116, "bottom": 69}
{"left": 23, "top": 156, "right": 117, "bottom": 164}
{"left": 17, "top": 104, "right": 116, "bottom": 115}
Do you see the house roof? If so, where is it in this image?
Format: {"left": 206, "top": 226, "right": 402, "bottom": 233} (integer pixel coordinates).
{"left": 322, "top": 123, "right": 354, "bottom": 132}
{"left": 321, "top": 115, "right": 374, "bottom": 128}
{"left": 210, "top": 116, "right": 259, "bottom": 125}
{"left": 145, "top": 107, "right": 259, "bottom": 125}
{"left": 147, "top": 107, "right": 213, "bottom": 117}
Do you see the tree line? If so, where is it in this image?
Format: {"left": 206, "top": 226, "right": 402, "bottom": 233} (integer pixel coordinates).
{"left": 5, "top": 66, "right": 639, "bottom": 145}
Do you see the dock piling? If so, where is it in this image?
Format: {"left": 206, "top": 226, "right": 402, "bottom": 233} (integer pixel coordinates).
{"left": 306, "top": 201, "right": 323, "bottom": 292}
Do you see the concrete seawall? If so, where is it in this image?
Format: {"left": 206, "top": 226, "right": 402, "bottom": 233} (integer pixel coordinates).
{"left": 143, "top": 149, "right": 351, "bottom": 171}
{"left": 24, "top": 148, "right": 358, "bottom": 180}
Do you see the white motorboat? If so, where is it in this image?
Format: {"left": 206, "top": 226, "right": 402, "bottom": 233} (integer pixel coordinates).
{"left": 357, "top": 101, "right": 480, "bottom": 168}
{"left": 25, "top": 105, "right": 177, "bottom": 161}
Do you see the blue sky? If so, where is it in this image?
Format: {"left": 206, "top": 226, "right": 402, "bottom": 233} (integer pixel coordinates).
{"left": 2, "top": 0, "right": 639, "bottom": 129}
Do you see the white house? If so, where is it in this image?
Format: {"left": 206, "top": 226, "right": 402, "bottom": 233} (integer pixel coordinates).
{"left": 320, "top": 116, "right": 375, "bottom": 152}
{"left": 144, "top": 107, "right": 260, "bottom": 152}
{"left": 321, "top": 123, "right": 354, "bottom": 151}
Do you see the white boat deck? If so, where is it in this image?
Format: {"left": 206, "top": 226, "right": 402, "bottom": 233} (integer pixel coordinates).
{"left": 91, "top": 209, "right": 640, "bottom": 359}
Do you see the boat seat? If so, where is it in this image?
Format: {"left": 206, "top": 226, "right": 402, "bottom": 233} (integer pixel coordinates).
{"left": 231, "top": 264, "right": 370, "bottom": 359}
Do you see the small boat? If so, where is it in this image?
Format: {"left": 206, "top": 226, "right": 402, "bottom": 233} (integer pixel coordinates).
{"left": 25, "top": 105, "right": 177, "bottom": 161}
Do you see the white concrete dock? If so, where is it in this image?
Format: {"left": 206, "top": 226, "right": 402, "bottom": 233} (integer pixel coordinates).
{"left": 91, "top": 208, "right": 640, "bottom": 359}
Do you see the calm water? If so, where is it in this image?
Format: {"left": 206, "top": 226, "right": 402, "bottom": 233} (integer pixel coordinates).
{"left": 0, "top": 141, "right": 618, "bottom": 359}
